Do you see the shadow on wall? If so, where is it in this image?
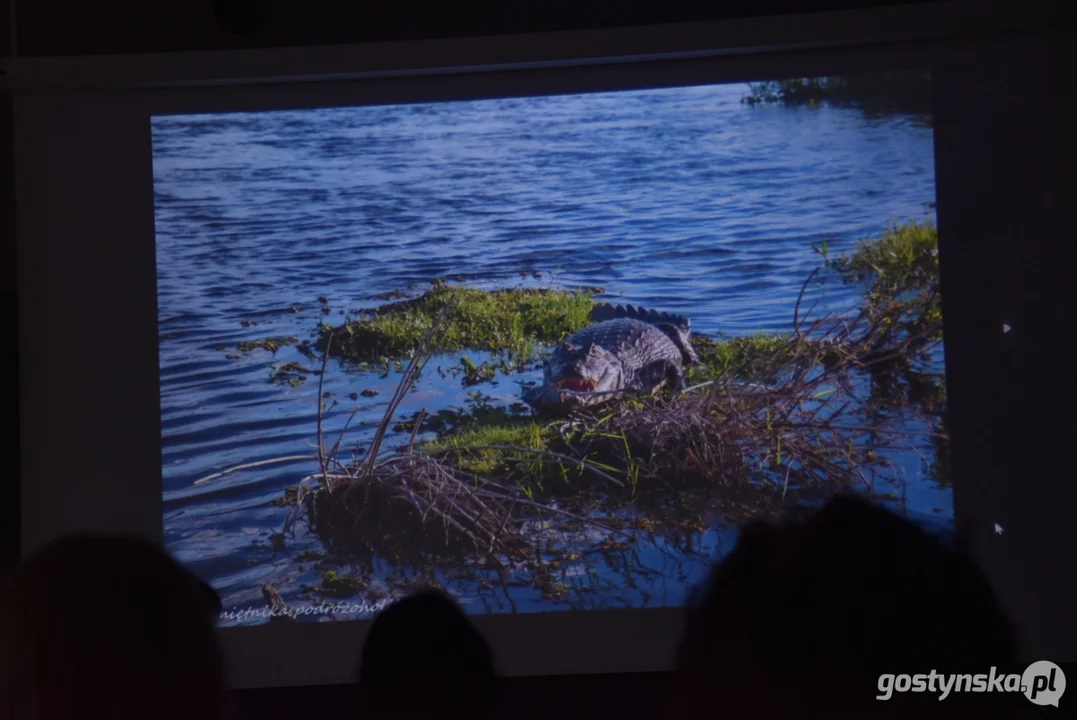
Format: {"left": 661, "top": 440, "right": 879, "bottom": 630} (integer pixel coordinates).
{"left": 233, "top": 672, "right": 671, "bottom": 720}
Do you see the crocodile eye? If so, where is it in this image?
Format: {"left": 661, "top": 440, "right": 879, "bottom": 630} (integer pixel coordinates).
{"left": 586, "top": 344, "right": 598, "bottom": 356}
{"left": 561, "top": 342, "right": 575, "bottom": 354}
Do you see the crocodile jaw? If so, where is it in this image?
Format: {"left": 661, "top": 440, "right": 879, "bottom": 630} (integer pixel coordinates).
{"left": 550, "top": 364, "right": 623, "bottom": 408}
{"left": 524, "top": 365, "right": 624, "bottom": 412}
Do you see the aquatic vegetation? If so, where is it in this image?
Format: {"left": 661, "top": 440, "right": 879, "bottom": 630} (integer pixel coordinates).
{"left": 743, "top": 71, "right": 933, "bottom": 122}
{"left": 217, "top": 220, "right": 946, "bottom": 578}
{"left": 237, "top": 336, "right": 299, "bottom": 353}
{"left": 689, "top": 333, "right": 810, "bottom": 384}
{"left": 310, "top": 570, "right": 364, "bottom": 599}
{"left": 268, "top": 360, "right": 318, "bottom": 386}
{"left": 821, "top": 219, "right": 942, "bottom": 369}
{"left": 290, "top": 312, "right": 933, "bottom": 565}
{"left": 459, "top": 356, "right": 498, "bottom": 386}
{"left": 393, "top": 392, "right": 532, "bottom": 436}
{"left": 423, "top": 420, "right": 554, "bottom": 475}
{"left": 318, "top": 283, "right": 596, "bottom": 364}
{"left": 270, "top": 486, "right": 299, "bottom": 507}
{"left": 833, "top": 220, "right": 939, "bottom": 301}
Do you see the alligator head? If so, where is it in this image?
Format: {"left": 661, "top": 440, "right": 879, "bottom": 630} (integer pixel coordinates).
{"left": 536, "top": 340, "right": 624, "bottom": 409}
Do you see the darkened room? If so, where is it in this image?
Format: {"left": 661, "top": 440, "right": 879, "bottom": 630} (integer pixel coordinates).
{"left": 2, "top": 1, "right": 1074, "bottom": 718}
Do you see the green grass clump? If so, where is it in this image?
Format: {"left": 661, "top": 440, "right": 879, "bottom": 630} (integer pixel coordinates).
{"left": 834, "top": 220, "right": 938, "bottom": 299}
{"left": 319, "top": 284, "right": 596, "bottom": 363}
{"left": 237, "top": 336, "right": 298, "bottom": 353}
{"left": 685, "top": 221, "right": 940, "bottom": 385}
{"left": 423, "top": 420, "right": 551, "bottom": 475}
{"left": 313, "top": 570, "right": 364, "bottom": 599}
{"left": 421, "top": 418, "right": 585, "bottom": 497}
{"left": 831, "top": 220, "right": 942, "bottom": 345}
{"left": 689, "top": 333, "right": 799, "bottom": 383}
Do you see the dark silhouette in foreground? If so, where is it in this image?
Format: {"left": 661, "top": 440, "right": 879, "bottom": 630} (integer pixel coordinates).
{"left": 0, "top": 534, "right": 230, "bottom": 720}
{"left": 357, "top": 588, "right": 497, "bottom": 719}
{"left": 673, "top": 495, "right": 1019, "bottom": 719}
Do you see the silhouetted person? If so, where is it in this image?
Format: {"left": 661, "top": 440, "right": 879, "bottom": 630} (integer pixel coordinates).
{"left": 357, "top": 588, "right": 497, "bottom": 719}
{"left": 672, "top": 495, "right": 1019, "bottom": 719}
{"left": 0, "top": 534, "right": 230, "bottom": 720}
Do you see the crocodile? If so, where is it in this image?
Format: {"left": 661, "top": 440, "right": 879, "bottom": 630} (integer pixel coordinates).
{"left": 523, "top": 303, "right": 700, "bottom": 412}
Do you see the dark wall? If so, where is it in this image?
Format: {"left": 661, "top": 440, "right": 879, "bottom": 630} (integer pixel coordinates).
{"left": 12, "top": 0, "right": 945, "bottom": 56}
{"left": 2, "top": 0, "right": 18, "bottom": 580}
{"left": 235, "top": 673, "right": 672, "bottom": 720}
{"left": 4, "top": 2, "right": 1074, "bottom": 719}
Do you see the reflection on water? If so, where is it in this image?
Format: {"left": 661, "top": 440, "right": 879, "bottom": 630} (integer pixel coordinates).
{"left": 153, "top": 82, "right": 950, "bottom": 623}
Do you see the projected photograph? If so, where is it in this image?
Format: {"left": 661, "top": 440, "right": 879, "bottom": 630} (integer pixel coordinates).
{"left": 154, "top": 72, "right": 947, "bottom": 625}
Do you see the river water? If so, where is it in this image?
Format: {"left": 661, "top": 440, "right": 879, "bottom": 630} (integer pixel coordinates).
{"left": 153, "top": 81, "right": 949, "bottom": 622}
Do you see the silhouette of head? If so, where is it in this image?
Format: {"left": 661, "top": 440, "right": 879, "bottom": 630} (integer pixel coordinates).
{"left": 0, "top": 533, "right": 229, "bottom": 720}
{"left": 357, "top": 588, "right": 496, "bottom": 718}
{"left": 673, "top": 495, "right": 1017, "bottom": 719}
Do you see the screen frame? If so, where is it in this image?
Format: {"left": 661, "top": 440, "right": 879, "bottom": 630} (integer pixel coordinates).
{"left": 0, "top": 1, "right": 1039, "bottom": 92}
{"left": 10, "top": 5, "right": 1074, "bottom": 688}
